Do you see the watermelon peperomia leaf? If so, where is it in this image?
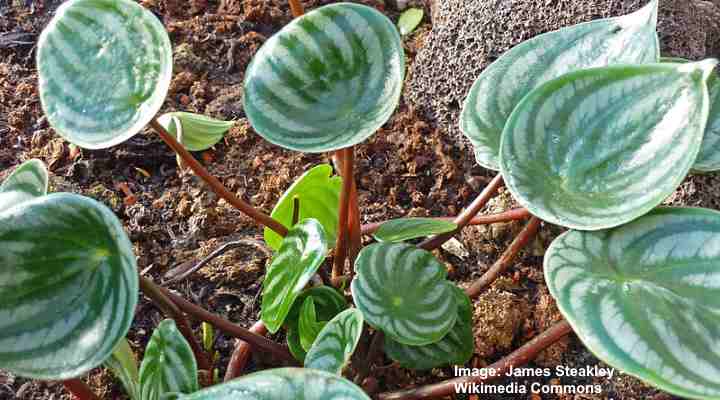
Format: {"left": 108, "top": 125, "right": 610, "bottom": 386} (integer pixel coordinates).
{"left": 298, "top": 297, "right": 327, "bottom": 352}
{"left": 397, "top": 8, "right": 423, "bottom": 36}
{"left": 105, "top": 338, "right": 140, "bottom": 400}
{"left": 156, "top": 112, "right": 235, "bottom": 152}
{"left": 0, "top": 159, "right": 49, "bottom": 212}
{"left": 372, "top": 217, "right": 457, "bottom": 243}
{"left": 693, "top": 71, "right": 720, "bottom": 172}
{"left": 285, "top": 286, "right": 347, "bottom": 362}
{"left": 304, "top": 308, "right": 364, "bottom": 375}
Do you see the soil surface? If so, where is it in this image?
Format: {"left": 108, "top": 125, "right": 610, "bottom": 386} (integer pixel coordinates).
{"left": 0, "top": 0, "right": 714, "bottom": 399}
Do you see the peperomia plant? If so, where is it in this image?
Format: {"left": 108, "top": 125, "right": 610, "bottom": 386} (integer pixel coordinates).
{"left": 4, "top": 0, "right": 720, "bottom": 399}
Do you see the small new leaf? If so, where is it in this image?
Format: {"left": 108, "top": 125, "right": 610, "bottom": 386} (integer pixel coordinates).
{"left": 298, "top": 297, "right": 326, "bottom": 352}
{"left": 373, "top": 218, "right": 457, "bottom": 242}
{"left": 156, "top": 112, "right": 235, "bottom": 152}
{"left": 397, "top": 8, "right": 423, "bottom": 36}
{"left": 0, "top": 159, "right": 48, "bottom": 212}
{"left": 304, "top": 308, "right": 364, "bottom": 375}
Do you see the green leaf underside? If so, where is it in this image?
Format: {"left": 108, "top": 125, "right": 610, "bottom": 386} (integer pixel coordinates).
{"left": 304, "top": 308, "right": 364, "bottom": 374}
{"left": 243, "top": 2, "right": 404, "bottom": 152}
{"left": 286, "top": 286, "right": 347, "bottom": 362}
{"left": 156, "top": 112, "right": 235, "bottom": 152}
{"left": 105, "top": 338, "right": 140, "bottom": 400}
{"left": 397, "top": 8, "right": 423, "bottom": 36}
{"left": 351, "top": 243, "right": 458, "bottom": 345}
{"left": 261, "top": 219, "right": 328, "bottom": 333}
{"left": 384, "top": 286, "right": 473, "bottom": 370}
{"left": 264, "top": 165, "right": 342, "bottom": 251}
{"left": 545, "top": 207, "right": 720, "bottom": 399}
{"left": 0, "top": 159, "right": 49, "bottom": 212}
{"left": 0, "top": 193, "right": 138, "bottom": 379}
{"left": 373, "top": 218, "right": 457, "bottom": 243}
{"left": 172, "top": 368, "right": 370, "bottom": 400}
{"left": 299, "top": 297, "right": 326, "bottom": 351}
{"left": 461, "top": 0, "right": 659, "bottom": 170}
{"left": 37, "top": 0, "right": 172, "bottom": 149}
{"left": 500, "top": 61, "right": 716, "bottom": 231}
{"left": 139, "top": 320, "right": 199, "bottom": 400}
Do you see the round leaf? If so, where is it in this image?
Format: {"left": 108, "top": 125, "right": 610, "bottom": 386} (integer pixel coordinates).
{"left": 372, "top": 218, "right": 457, "bottom": 243}
{"left": 461, "top": 0, "right": 659, "bottom": 170}
{"left": 304, "top": 308, "right": 364, "bottom": 375}
{"left": 500, "top": 61, "right": 717, "bottom": 231}
{"left": 397, "top": 8, "right": 423, "bottom": 36}
{"left": 264, "top": 165, "right": 342, "bottom": 251}
{"left": 172, "top": 368, "right": 370, "bottom": 400}
{"left": 243, "top": 3, "right": 404, "bottom": 152}
{"left": 37, "top": 0, "right": 173, "bottom": 149}
{"left": 384, "top": 285, "right": 473, "bottom": 370}
{"left": 156, "top": 112, "right": 235, "bottom": 152}
{"left": 0, "top": 193, "right": 138, "bottom": 379}
{"left": 545, "top": 207, "right": 720, "bottom": 399}
{"left": 261, "top": 219, "right": 328, "bottom": 333}
{"left": 351, "top": 243, "right": 458, "bottom": 345}
{"left": 0, "top": 159, "right": 49, "bottom": 212}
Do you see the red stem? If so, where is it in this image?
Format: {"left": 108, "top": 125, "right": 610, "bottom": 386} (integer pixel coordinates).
{"left": 224, "top": 321, "right": 268, "bottom": 381}
{"left": 332, "top": 147, "right": 354, "bottom": 287}
{"left": 62, "top": 379, "right": 99, "bottom": 400}
{"left": 288, "top": 0, "right": 304, "bottom": 17}
{"left": 361, "top": 208, "right": 531, "bottom": 236}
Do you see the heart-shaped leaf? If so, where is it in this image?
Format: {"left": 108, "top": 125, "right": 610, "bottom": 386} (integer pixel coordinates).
{"left": 545, "top": 207, "right": 720, "bottom": 399}
{"left": 156, "top": 112, "right": 235, "bottom": 152}
{"left": 0, "top": 159, "right": 49, "bottom": 212}
{"left": 261, "top": 218, "right": 328, "bottom": 333}
{"left": 243, "top": 3, "right": 404, "bottom": 153}
{"left": 304, "top": 308, "right": 364, "bottom": 375}
{"left": 397, "top": 8, "right": 423, "bottom": 36}
{"left": 384, "top": 285, "right": 473, "bottom": 370}
{"left": 0, "top": 193, "right": 138, "bottom": 379}
{"left": 286, "top": 286, "right": 347, "bottom": 362}
{"left": 37, "top": 0, "right": 173, "bottom": 149}
{"left": 139, "top": 319, "right": 199, "bottom": 400}
{"left": 299, "top": 297, "right": 327, "bottom": 351}
{"left": 461, "top": 0, "right": 659, "bottom": 170}
{"left": 351, "top": 243, "right": 458, "bottom": 345}
{"left": 373, "top": 218, "right": 457, "bottom": 243}
{"left": 500, "top": 61, "right": 717, "bottom": 231}
{"left": 264, "top": 165, "right": 342, "bottom": 251}
{"left": 105, "top": 338, "right": 140, "bottom": 400}
{"left": 171, "top": 368, "right": 370, "bottom": 400}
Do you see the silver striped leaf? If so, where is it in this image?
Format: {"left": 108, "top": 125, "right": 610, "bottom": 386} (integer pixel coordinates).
{"left": 351, "top": 243, "right": 458, "bottom": 346}
{"left": 171, "top": 368, "right": 370, "bottom": 400}
{"left": 693, "top": 73, "right": 720, "bottom": 172}
{"left": 243, "top": 3, "right": 404, "bottom": 153}
{"left": 384, "top": 285, "right": 473, "bottom": 370}
{"left": 105, "top": 338, "right": 140, "bottom": 400}
{"left": 460, "top": 0, "right": 659, "bottom": 171}
{"left": 304, "top": 308, "right": 364, "bottom": 375}
{"left": 0, "top": 159, "right": 48, "bottom": 212}
{"left": 139, "top": 320, "right": 199, "bottom": 400}
{"left": 372, "top": 218, "right": 457, "bottom": 243}
{"left": 299, "top": 297, "right": 327, "bottom": 352}
{"left": 37, "top": 0, "right": 173, "bottom": 149}
{"left": 545, "top": 207, "right": 720, "bottom": 399}
{"left": 261, "top": 219, "right": 328, "bottom": 333}
{"left": 0, "top": 193, "right": 138, "bottom": 379}
{"left": 264, "top": 165, "right": 342, "bottom": 251}
{"left": 156, "top": 112, "right": 235, "bottom": 152}
{"left": 500, "top": 61, "right": 717, "bottom": 231}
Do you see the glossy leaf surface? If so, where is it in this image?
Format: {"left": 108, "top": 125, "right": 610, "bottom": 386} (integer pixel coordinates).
{"left": 261, "top": 219, "right": 328, "bottom": 333}
{"left": 304, "top": 308, "right": 364, "bottom": 374}
{"left": 545, "top": 207, "right": 720, "bottom": 399}
{"left": 0, "top": 159, "right": 48, "bottom": 212}
{"left": 244, "top": 3, "right": 404, "bottom": 152}
{"left": 500, "top": 61, "right": 716, "bottom": 230}
{"left": 298, "top": 297, "right": 326, "bottom": 351}
{"left": 264, "top": 165, "right": 342, "bottom": 251}
{"left": 286, "top": 286, "right": 347, "bottom": 362}
{"left": 351, "top": 243, "right": 457, "bottom": 345}
{"left": 105, "top": 339, "right": 139, "bottom": 400}
{"left": 694, "top": 72, "right": 720, "bottom": 172}
{"left": 37, "top": 0, "right": 173, "bottom": 149}
{"left": 156, "top": 112, "right": 235, "bottom": 152}
{"left": 0, "top": 193, "right": 138, "bottom": 379}
{"left": 373, "top": 218, "right": 457, "bottom": 243}
{"left": 397, "top": 8, "right": 423, "bottom": 36}
{"left": 461, "top": 0, "right": 659, "bottom": 170}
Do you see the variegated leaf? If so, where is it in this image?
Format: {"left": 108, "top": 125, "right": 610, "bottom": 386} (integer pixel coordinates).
{"left": 0, "top": 159, "right": 48, "bottom": 212}
{"left": 286, "top": 286, "right": 347, "bottom": 362}
{"left": 299, "top": 297, "right": 326, "bottom": 352}
{"left": 372, "top": 218, "right": 457, "bottom": 243}
{"left": 156, "top": 112, "right": 234, "bottom": 152}
{"left": 304, "top": 308, "right": 364, "bottom": 375}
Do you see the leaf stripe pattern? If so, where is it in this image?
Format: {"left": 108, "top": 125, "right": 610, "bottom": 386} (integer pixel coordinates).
{"left": 694, "top": 74, "right": 720, "bottom": 172}
{"left": 351, "top": 243, "right": 458, "bottom": 346}
{"left": 299, "top": 297, "right": 326, "bottom": 351}
{"left": 460, "top": 0, "right": 658, "bottom": 170}
{"left": 0, "top": 159, "right": 49, "bottom": 212}
{"left": 545, "top": 208, "right": 720, "bottom": 399}
{"left": 243, "top": 2, "right": 404, "bottom": 153}
{"left": 373, "top": 218, "right": 457, "bottom": 243}
{"left": 37, "top": 0, "right": 172, "bottom": 149}
{"left": 305, "top": 308, "right": 364, "bottom": 374}
{"left": 104, "top": 339, "right": 139, "bottom": 400}
{"left": 500, "top": 61, "right": 716, "bottom": 231}
{"left": 0, "top": 193, "right": 138, "bottom": 379}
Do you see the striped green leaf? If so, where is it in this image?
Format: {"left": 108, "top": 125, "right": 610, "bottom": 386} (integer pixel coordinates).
{"left": 351, "top": 243, "right": 458, "bottom": 345}
{"left": 694, "top": 73, "right": 720, "bottom": 172}
{"left": 105, "top": 338, "right": 140, "bottom": 400}
{"left": 243, "top": 2, "right": 404, "bottom": 153}
{"left": 264, "top": 165, "right": 342, "bottom": 251}
{"left": 287, "top": 327, "right": 307, "bottom": 362}
{"left": 261, "top": 219, "right": 328, "bottom": 333}
{"left": 461, "top": 0, "right": 659, "bottom": 170}
{"left": 0, "top": 193, "right": 138, "bottom": 379}
{"left": 0, "top": 159, "right": 48, "bottom": 212}
{"left": 156, "top": 112, "right": 234, "bottom": 152}
{"left": 286, "top": 286, "right": 347, "bottom": 362}
{"left": 500, "top": 61, "right": 717, "bottom": 231}
{"left": 545, "top": 207, "right": 720, "bottom": 399}
{"left": 304, "top": 308, "right": 364, "bottom": 375}
{"left": 37, "top": 0, "right": 173, "bottom": 149}
{"left": 384, "top": 285, "right": 473, "bottom": 370}
{"left": 299, "top": 297, "right": 326, "bottom": 352}
{"left": 373, "top": 218, "right": 457, "bottom": 243}
{"left": 139, "top": 320, "right": 199, "bottom": 400}
{"left": 172, "top": 368, "right": 370, "bottom": 400}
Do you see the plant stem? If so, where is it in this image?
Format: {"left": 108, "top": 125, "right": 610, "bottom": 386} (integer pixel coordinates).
{"left": 418, "top": 174, "right": 504, "bottom": 251}
{"left": 149, "top": 119, "right": 288, "bottom": 238}
{"left": 62, "top": 379, "right": 99, "bottom": 400}
{"left": 291, "top": 195, "right": 300, "bottom": 226}
{"left": 224, "top": 321, "right": 268, "bottom": 381}
{"left": 332, "top": 147, "right": 355, "bottom": 287}
{"left": 139, "top": 276, "right": 213, "bottom": 375}
{"left": 347, "top": 160, "right": 362, "bottom": 271}
{"left": 361, "top": 208, "right": 531, "bottom": 236}
{"left": 355, "top": 330, "right": 384, "bottom": 385}
{"left": 377, "top": 320, "right": 572, "bottom": 400}
{"left": 465, "top": 216, "right": 541, "bottom": 298}
{"left": 289, "top": 0, "right": 304, "bottom": 17}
